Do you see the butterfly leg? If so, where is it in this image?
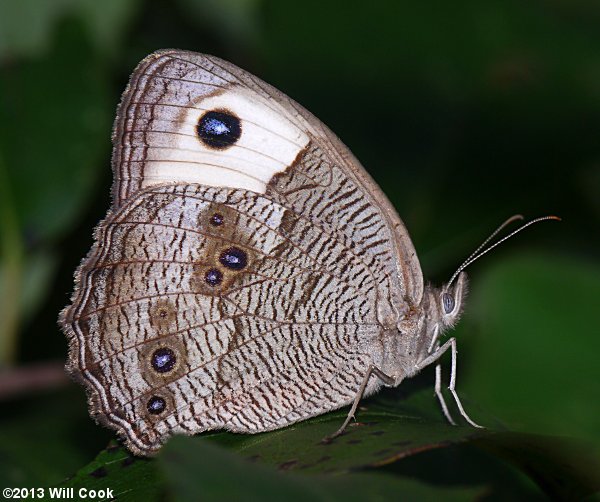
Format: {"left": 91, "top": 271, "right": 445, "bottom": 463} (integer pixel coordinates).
{"left": 427, "top": 324, "right": 440, "bottom": 354}
{"left": 416, "top": 338, "right": 483, "bottom": 428}
{"left": 447, "top": 338, "right": 483, "bottom": 428}
{"left": 435, "top": 362, "right": 456, "bottom": 425}
{"left": 429, "top": 327, "right": 457, "bottom": 424}
{"left": 324, "top": 365, "right": 394, "bottom": 442}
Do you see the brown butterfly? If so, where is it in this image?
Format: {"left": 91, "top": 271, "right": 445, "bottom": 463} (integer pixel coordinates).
{"left": 60, "top": 50, "right": 557, "bottom": 456}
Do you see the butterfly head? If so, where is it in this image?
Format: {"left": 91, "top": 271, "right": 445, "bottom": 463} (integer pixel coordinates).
{"left": 407, "top": 272, "right": 468, "bottom": 367}
{"left": 439, "top": 271, "right": 468, "bottom": 329}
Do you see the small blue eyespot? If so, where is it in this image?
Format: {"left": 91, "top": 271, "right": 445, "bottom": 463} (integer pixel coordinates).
{"left": 204, "top": 268, "right": 223, "bottom": 286}
{"left": 147, "top": 396, "right": 166, "bottom": 415}
{"left": 219, "top": 247, "right": 248, "bottom": 271}
{"left": 151, "top": 347, "right": 176, "bottom": 373}
{"left": 210, "top": 213, "right": 224, "bottom": 226}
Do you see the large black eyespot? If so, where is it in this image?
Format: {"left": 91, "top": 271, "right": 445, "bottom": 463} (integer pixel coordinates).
{"left": 151, "top": 347, "right": 176, "bottom": 373}
{"left": 147, "top": 396, "right": 166, "bottom": 415}
{"left": 442, "top": 293, "right": 455, "bottom": 314}
{"left": 197, "top": 110, "right": 241, "bottom": 149}
{"left": 219, "top": 247, "right": 248, "bottom": 270}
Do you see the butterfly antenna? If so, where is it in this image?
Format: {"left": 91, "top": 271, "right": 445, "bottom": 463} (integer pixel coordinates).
{"left": 447, "top": 215, "right": 561, "bottom": 288}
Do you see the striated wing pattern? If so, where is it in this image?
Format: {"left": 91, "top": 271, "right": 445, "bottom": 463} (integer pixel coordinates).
{"left": 63, "top": 184, "right": 387, "bottom": 455}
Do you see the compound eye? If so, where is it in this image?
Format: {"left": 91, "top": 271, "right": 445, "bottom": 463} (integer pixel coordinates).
{"left": 442, "top": 293, "right": 455, "bottom": 314}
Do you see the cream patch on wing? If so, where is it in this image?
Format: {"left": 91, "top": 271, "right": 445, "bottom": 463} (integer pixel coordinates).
{"left": 140, "top": 88, "right": 309, "bottom": 193}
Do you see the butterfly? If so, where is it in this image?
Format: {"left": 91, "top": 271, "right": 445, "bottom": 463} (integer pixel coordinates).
{"left": 60, "top": 49, "right": 556, "bottom": 456}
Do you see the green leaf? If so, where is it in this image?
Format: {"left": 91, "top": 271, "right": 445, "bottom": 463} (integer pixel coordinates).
{"left": 204, "top": 401, "right": 483, "bottom": 474}
{"left": 52, "top": 387, "right": 599, "bottom": 499}
{"left": 57, "top": 444, "right": 162, "bottom": 502}
{"left": 51, "top": 434, "right": 486, "bottom": 501}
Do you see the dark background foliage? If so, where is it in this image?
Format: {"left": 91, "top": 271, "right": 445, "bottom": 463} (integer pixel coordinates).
{"left": 0, "top": 0, "right": 598, "bottom": 500}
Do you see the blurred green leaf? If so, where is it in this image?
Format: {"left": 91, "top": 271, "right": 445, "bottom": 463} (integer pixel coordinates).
{"left": 18, "top": 250, "right": 57, "bottom": 326}
{"left": 0, "top": 248, "right": 57, "bottom": 362}
{"left": 0, "top": 388, "right": 110, "bottom": 487}
{"left": 0, "top": 152, "right": 23, "bottom": 365}
{"left": 176, "top": 0, "right": 263, "bottom": 56}
{"left": 0, "top": 18, "right": 112, "bottom": 243}
{"left": 475, "top": 433, "right": 600, "bottom": 501}
{"left": 76, "top": 0, "right": 141, "bottom": 55}
{"left": 0, "top": 0, "right": 140, "bottom": 60}
{"left": 263, "top": 0, "right": 600, "bottom": 98}
{"left": 0, "top": 0, "right": 70, "bottom": 61}
{"left": 461, "top": 253, "right": 600, "bottom": 442}
{"left": 0, "top": 18, "right": 113, "bottom": 364}
{"left": 160, "top": 436, "right": 484, "bottom": 502}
